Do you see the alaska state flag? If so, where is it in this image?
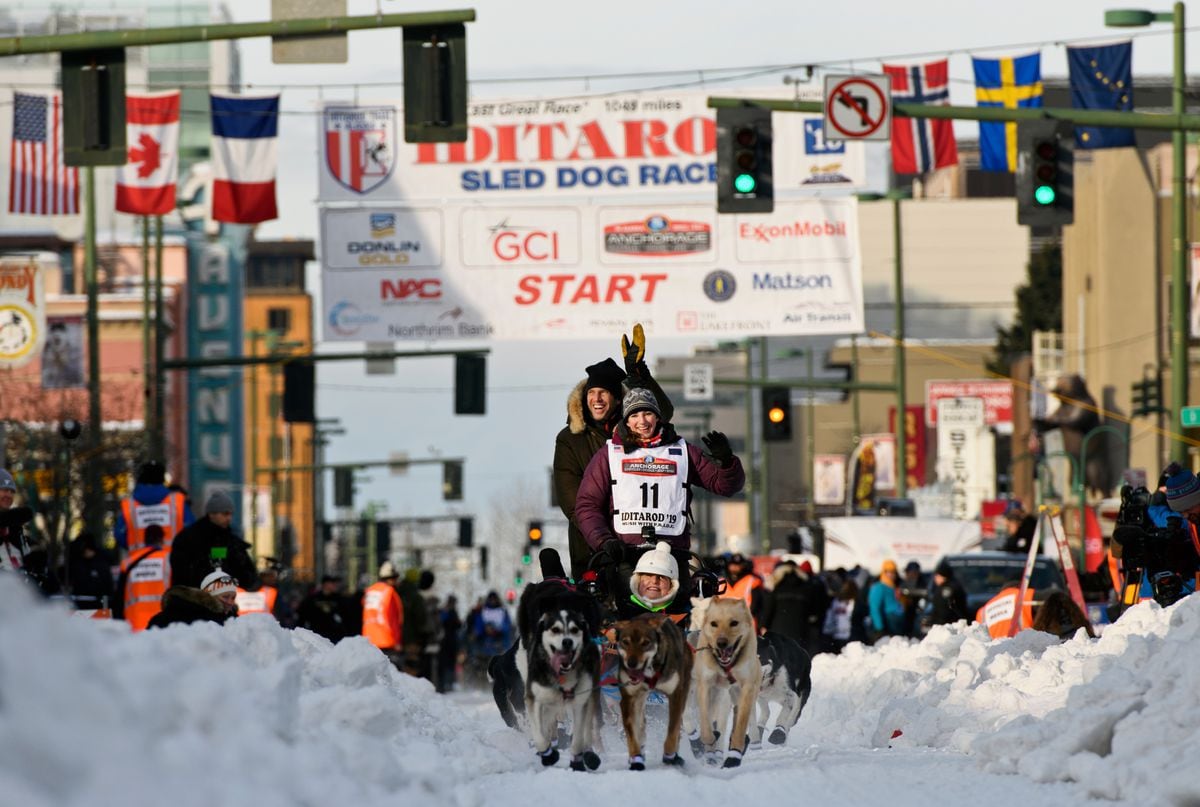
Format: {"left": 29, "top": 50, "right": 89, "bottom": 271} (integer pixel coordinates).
{"left": 882, "top": 59, "right": 958, "bottom": 174}
{"left": 1068, "top": 41, "right": 1135, "bottom": 149}
{"left": 210, "top": 93, "right": 279, "bottom": 224}
{"left": 973, "top": 53, "right": 1044, "bottom": 172}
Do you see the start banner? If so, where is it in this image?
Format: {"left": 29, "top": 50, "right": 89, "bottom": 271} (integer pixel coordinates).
{"left": 320, "top": 198, "right": 864, "bottom": 342}
{"left": 317, "top": 89, "right": 866, "bottom": 203}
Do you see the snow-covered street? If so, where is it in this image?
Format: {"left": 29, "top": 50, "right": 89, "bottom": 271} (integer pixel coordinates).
{"left": 8, "top": 575, "right": 1191, "bottom": 806}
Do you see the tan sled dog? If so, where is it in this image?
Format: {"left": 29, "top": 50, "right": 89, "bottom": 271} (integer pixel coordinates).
{"left": 612, "top": 613, "right": 693, "bottom": 770}
{"left": 690, "top": 596, "right": 761, "bottom": 768}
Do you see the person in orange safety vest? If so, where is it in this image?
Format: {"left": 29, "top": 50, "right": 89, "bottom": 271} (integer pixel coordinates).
{"left": 235, "top": 559, "right": 282, "bottom": 619}
{"left": 114, "top": 525, "right": 170, "bottom": 631}
{"left": 116, "top": 461, "right": 193, "bottom": 553}
{"left": 363, "top": 561, "right": 405, "bottom": 669}
{"left": 721, "top": 553, "right": 765, "bottom": 629}
{"left": 975, "top": 585, "right": 1037, "bottom": 639}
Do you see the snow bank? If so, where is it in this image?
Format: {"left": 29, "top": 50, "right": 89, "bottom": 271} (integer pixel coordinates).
{"left": 1, "top": 573, "right": 1189, "bottom": 805}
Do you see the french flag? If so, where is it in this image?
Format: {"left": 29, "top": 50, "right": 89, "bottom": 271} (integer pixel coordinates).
{"left": 210, "top": 93, "right": 279, "bottom": 224}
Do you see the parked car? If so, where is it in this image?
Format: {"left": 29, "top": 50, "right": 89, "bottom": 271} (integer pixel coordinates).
{"left": 924, "top": 551, "right": 1067, "bottom": 629}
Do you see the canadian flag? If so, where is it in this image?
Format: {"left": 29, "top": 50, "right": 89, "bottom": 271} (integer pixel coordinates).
{"left": 115, "top": 91, "right": 180, "bottom": 216}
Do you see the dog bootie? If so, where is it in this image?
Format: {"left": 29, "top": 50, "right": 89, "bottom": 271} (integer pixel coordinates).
{"left": 722, "top": 748, "right": 744, "bottom": 769}
{"left": 582, "top": 750, "right": 601, "bottom": 770}
{"left": 768, "top": 727, "right": 788, "bottom": 745}
{"left": 628, "top": 754, "right": 646, "bottom": 771}
{"left": 569, "top": 755, "right": 586, "bottom": 772}
{"left": 539, "top": 747, "right": 560, "bottom": 767}
{"left": 688, "top": 729, "right": 704, "bottom": 759}
{"left": 662, "top": 752, "right": 685, "bottom": 767}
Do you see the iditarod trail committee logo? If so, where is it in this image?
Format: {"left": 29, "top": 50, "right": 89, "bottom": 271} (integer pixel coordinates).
{"left": 324, "top": 106, "right": 397, "bottom": 194}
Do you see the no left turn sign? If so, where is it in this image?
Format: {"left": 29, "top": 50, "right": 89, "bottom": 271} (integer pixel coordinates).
{"left": 823, "top": 74, "right": 892, "bottom": 141}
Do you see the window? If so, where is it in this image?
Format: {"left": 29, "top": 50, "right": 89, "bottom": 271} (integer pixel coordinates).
{"left": 267, "top": 307, "right": 291, "bottom": 333}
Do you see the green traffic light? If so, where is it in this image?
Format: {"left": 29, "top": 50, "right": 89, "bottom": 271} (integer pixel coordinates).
{"left": 521, "top": 553, "right": 532, "bottom": 565}
{"left": 734, "top": 173, "right": 757, "bottom": 194}
{"left": 1034, "top": 185, "right": 1056, "bottom": 205}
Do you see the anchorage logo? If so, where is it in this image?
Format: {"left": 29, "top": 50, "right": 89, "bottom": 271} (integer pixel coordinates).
{"left": 622, "top": 456, "right": 677, "bottom": 476}
{"left": 702, "top": 270, "right": 737, "bottom": 302}
{"left": 604, "top": 215, "right": 711, "bottom": 256}
{"left": 370, "top": 213, "right": 396, "bottom": 237}
{"left": 328, "top": 301, "right": 380, "bottom": 337}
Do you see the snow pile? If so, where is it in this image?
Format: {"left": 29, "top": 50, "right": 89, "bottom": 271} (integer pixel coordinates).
{"left": 0, "top": 573, "right": 1191, "bottom": 804}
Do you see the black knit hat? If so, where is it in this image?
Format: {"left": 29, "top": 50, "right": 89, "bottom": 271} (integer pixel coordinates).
{"left": 584, "top": 358, "right": 626, "bottom": 399}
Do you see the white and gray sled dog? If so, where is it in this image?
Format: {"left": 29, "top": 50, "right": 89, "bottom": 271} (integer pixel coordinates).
{"left": 489, "top": 550, "right": 604, "bottom": 771}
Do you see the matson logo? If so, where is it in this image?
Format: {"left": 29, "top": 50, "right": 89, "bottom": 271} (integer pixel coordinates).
{"left": 380, "top": 278, "right": 442, "bottom": 300}
{"left": 622, "top": 456, "right": 677, "bottom": 476}
{"left": 490, "top": 219, "right": 560, "bottom": 262}
{"left": 604, "top": 215, "right": 711, "bottom": 255}
{"left": 514, "top": 273, "right": 666, "bottom": 305}
{"left": 752, "top": 272, "right": 833, "bottom": 291}
{"left": 738, "top": 220, "right": 848, "bottom": 243}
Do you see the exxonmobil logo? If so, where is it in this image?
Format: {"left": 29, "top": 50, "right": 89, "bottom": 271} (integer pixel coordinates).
{"left": 380, "top": 278, "right": 442, "bottom": 300}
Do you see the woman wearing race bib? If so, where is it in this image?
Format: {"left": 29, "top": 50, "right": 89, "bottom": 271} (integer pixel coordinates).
{"left": 574, "top": 387, "right": 745, "bottom": 612}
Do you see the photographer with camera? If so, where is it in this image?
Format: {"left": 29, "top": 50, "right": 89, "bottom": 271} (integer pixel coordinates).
{"left": 0, "top": 468, "right": 35, "bottom": 576}
{"left": 1111, "top": 465, "right": 1200, "bottom": 609}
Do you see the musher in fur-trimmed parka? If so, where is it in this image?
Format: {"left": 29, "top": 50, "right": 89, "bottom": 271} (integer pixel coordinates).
{"left": 552, "top": 326, "right": 674, "bottom": 581}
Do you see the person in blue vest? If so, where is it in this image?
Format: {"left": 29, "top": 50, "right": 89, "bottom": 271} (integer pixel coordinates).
{"left": 867, "top": 559, "right": 907, "bottom": 639}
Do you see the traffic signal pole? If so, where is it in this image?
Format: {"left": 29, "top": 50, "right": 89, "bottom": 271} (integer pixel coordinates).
{"left": 0, "top": 10, "right": 476, "bottom": 55}
{"left": 710, "top": 92, "right": 1200, "bottom": 463}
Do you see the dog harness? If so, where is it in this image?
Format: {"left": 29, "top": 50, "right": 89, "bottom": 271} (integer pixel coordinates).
{"left": 606, "top": 438, "right": 689, "bottom": 537}
{"left": 704, "top": 643, "right": 742, "bottom": 685}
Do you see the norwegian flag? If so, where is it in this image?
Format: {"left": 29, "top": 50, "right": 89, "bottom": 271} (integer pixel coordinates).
{"left": 115, "top": 91, "right": 181, "bottom": 216}
{"left": 882, "top": 60, "right": 958, "bottom": 175}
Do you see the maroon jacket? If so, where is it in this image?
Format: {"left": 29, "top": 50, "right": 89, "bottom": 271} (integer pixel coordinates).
{"left": 574, "top": 424, "right": 744, "bottom": 552}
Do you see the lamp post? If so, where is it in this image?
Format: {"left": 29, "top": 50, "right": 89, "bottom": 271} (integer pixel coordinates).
{"left": 1107, "top": 4, "right": 1188, "bottom": 462}
{"left": 857, "top": 190, "right": 910, "bottom": 497}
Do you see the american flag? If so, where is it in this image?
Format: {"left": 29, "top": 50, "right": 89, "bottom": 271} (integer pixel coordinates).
{"left": 9, "top": 91, "right": 79, "bottom": 215}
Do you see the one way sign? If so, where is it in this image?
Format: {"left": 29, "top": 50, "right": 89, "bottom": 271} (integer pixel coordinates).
{"left": 684, "top": 363, "right": 714, "bottom": 402}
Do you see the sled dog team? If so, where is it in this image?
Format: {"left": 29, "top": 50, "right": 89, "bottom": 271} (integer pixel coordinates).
{"left": 490, "top": 573, "right": 813, "bottom": 772}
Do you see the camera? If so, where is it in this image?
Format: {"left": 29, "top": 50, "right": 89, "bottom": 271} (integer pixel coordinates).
{"left": 1112, "top": 484, "right": 1195, "bottom": 607}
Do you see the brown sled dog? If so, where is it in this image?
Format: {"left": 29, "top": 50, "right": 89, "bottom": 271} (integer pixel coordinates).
{"left": 612, "top": 613, "right": 693, "bottom": 770}
{"left": 690, "top": 596, "right": 761, "bottom": 768}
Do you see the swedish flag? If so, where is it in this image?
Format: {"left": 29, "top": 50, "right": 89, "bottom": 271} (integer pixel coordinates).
{"left": 973, "top": 53, "right": 1044, "bottom": 172}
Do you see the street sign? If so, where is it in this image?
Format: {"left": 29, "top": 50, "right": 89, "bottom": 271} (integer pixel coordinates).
{"left": 823, "top": 74, "right": 891, "bottom": 141}
{"left": 272, "top": 0, "right": 348, "bottom": 64}
{"left": 683, "top": 363, "right": 714, "bottom": 402}
{"left": 1181, "top": 406, "right": 1200, "bottom": 428}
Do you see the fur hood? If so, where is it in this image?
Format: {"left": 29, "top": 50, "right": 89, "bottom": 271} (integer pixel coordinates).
{"left": 566, "top": 378, "right": 624, "bottom": 436}
{"left": 155, "top": 585, "right": 231, "bottom": 625}
{"left": 771, "top": 562, "right": 810, "bottom": 588}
